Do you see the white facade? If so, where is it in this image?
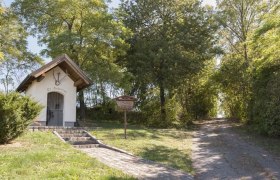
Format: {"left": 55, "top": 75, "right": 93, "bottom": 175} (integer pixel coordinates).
{"left": 26, "top": 66, "right": 77, "bottom": 126}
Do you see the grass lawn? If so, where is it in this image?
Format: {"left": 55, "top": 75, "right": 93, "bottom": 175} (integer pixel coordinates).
{"left": 91, "top": 121, "right": 194, "bottom": 174}
{"left": 232, "top": 124, "right": 280, "bottom": 157}
{"left": 0, "top": 131, "right": 134, "bottom": 180}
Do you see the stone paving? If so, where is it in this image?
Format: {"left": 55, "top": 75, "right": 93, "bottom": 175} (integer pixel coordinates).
{"left": 80, "top": 147, "right": 193, "bottom": 180}
{"left": 192, "top": 119, "right": 280, "bottom": 180}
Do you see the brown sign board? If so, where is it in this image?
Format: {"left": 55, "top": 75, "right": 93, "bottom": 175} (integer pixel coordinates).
{"left": 115, "top": 95, "right": 136, "bottom": 111}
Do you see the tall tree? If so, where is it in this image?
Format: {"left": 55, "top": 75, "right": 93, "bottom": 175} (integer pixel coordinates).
{"left": 0, "top": 5, "right": 4, "bottom": 61}
{"left": 0, "top": 4, "right": 41, "bottom": 93}
{"left": 215, "top": 0, "right": 261, "bottom": 121}
{"left": 217, "top": 0, "right": 261, "bottom": 64}
{"left": 12, "top": 0, "right": 130, "bottom": 120}
{"left": 250, "top": 1, "right": 280, "bottom": 135}
{"left": 118, "top": 0, "right": 217, "bottom": 123}
{"left": 0, "top": 4, "right": 35, "bottom": 63}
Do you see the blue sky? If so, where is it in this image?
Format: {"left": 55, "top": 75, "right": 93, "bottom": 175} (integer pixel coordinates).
{"left": 2, "top": 0, "right": 216, "bottom": 62}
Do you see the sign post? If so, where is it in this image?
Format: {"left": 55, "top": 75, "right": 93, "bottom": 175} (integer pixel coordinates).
{"left": 115, "top": 95, "right": 136, "bottom": 139}
{"left": 124, "top": 110, "right": 127, "bottom": 139}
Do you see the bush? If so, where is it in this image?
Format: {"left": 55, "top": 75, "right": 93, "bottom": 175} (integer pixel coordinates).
{"left": 252, "top": 65, "right": 280, "bottom": 136}
{"left": 0, "top": 92, "right": 42, "bottom": 144}
{"left": 83, "top": 99, "right": 123, "bottom": 122}
{"left": 141, "top": 96, "right": 183, "bottom": 128}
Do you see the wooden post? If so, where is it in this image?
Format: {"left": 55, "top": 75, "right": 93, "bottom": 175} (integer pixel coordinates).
{"left": 115, "top": 95, "right": 136, "bottom": 140}
{"left": 124, "top": 110, "right": 127, "bottom": 139}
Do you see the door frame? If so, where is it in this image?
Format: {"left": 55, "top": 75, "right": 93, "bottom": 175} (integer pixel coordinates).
{"left": 46, "top": 91, "right": 65, "bottom": 126}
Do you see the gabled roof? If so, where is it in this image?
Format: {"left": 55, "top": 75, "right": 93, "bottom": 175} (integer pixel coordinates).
{"left": 16, "top": 54, "right": 92, "bottom": 92}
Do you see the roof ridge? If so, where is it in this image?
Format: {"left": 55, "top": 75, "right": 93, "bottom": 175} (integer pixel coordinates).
{"left": 16, "top": 54, "right": 92, "bottom": 92}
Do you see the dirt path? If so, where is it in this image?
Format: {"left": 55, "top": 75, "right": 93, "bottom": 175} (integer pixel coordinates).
{"left": 80, "top": 147, "right": 193, "bottom": 180}
{"left": 192, "top": 119, "right": 280, "bottom": 180}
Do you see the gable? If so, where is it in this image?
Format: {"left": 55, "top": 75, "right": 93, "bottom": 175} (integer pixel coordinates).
{"left": 17, "top": 54, "right": 92, "bottom": 92}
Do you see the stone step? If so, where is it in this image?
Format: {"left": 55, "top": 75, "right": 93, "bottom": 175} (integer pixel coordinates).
{"left": 69, "top": 140, "right": 98, "bottom": 145}
{"left": 55, "top": 130, "right": 85, "bottom": 133}
{"left": 58, "top": 133, "right": 89, "bottom": 137}
{"left": 48, "top": 126, "right": 85, "bottom": 129}
{"left": 54, "top": 129, "right": 100, "bottom": 149}
{"left": 64, "top": 137, "right": 92, "bottom": 141}
{"left": 73, "top": 144, "right": 100, "bottom": 148}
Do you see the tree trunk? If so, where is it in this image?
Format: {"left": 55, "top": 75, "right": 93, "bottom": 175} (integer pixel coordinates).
{"left": 100, "top": 82, "right": 106, "bottom": 105}
{"left": 243, "top": 43, "right": 249, "bottom": 68}
{"left": 159, "top": 82, "right": 166, "bottom": 123}
{"left": 79, "top": 90, "right": 86, "bottom": 123}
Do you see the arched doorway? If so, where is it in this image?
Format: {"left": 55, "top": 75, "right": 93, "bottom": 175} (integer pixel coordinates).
{"left": 46, "top": 92, "right": 64, "bottom": 126}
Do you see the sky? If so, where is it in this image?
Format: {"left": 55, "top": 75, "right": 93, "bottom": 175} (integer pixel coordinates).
{"left": 2, "top": 0, "right": 216, "bottom": 62}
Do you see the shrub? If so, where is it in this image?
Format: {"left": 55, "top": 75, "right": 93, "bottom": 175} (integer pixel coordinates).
{"left": 252, "top": 65, "right": 280, "bottom": 136}
{"left": 140, "top": 98, "right": 161, "bottom": 127}
{"left": 0, "top": 92, "right": 42, "bottom": 144}
{"left": 141, "top": 96, "right": 183, "bottom": 128}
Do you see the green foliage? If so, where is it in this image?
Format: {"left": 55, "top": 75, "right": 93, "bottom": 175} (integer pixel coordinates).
{"left": 215, "top": 0, "right": 280, "bottom": 136}
{"left": 0, "top": 4, "right": 42, "bottom": 93}
{"left": 84, "top": 99, "right": 122, "bottom": 121}
{"left": 214, "top": 0, "right": 261, "bottom": 122}
{"left": 214, "top": 55, "right": 251, "bottom": 121}
{"left": 165, "top": 96, "right": 183, "bottom": 126}
{"left": 252, "top": 65, "right": 280, "bottom": 136}
{"left": 141, "top": 95, "right": 182, "bottom": 128}
{"left": 0, "top": 5, "right": 29, "bottom": 62}
{"left": 0, "top": 6, "right": 4, "bottom": 61}
{"left": 249, "top": 3, "right": 280, "bottom": 136}
{"left": 12, "top": 0, "right": 130, "bottom": 83}
{"left": 0, "top": 92, "right": 42, "bottom": 144}
{"left": 118, "top": 0, "right": 218, "bottom": 125}
{"left": 139, "top": 97, "right": 161, "bottom": 127}
{"left": 12, "top": 0, "right": 131, "bottom": 119}
{"left": 179, "top": 59, "right": 218, "bottom": 122}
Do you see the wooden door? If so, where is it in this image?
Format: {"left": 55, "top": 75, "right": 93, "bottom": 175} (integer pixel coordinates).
{"left": 46, "top": 92, "right": 64, "bottom": 126}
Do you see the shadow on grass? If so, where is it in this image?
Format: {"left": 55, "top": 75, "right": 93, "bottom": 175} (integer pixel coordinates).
{"left": 139, "top": 145, "right": 193, "bottom": 173}
{"left": 94, "top": 121, "right": 192, "bottom": 140}
{"left": 98, "top": 129, "right": 161, "bottom": 140}
{"left": 106, "top": 176, "right": 135, "bottom": 180}
{"left": 95, "top": 121, "right": 146, "bottom": 130}
{"left": 127, "top": 130, "right": 160, "bottom": 139}
{"left": 151, "top": 129, "right": 193, "bottom": 139}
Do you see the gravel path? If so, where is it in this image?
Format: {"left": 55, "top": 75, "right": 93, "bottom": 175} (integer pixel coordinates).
{"left": 80, "top": 147, "right": 193, "bottom": 180}
{"left": 192, "top": 119, "right": 280, "bottom": 180}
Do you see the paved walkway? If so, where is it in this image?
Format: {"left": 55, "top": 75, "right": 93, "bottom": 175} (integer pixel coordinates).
{"left": 80, "top": 147, "right": 193, "bottom": 180}
{"left": 192, "top": 119, "right": 280, "bottom": 180}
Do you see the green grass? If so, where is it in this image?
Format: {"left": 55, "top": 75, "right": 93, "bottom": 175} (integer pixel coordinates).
{"left": 232, "top": 124, "right": 280, "bottom": 157}
{"left": 0, "top": 131, "right": 134, "bottom": 180}
{"left": 91, "top": 122, "right": 194, "bottom": 174}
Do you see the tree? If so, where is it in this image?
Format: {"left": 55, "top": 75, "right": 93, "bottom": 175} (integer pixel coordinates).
{"left": 12, "top": 0, "right": 131, "bottom": 120}
{"left": 215, "top": 0, "right": 261, "bottom": 121}
{"left": 0, "top": 5, "right": 4, "bottom": 60}
{"left": 0, "top": 4, "right": 41, "bottom": 93}
{"left": 178, "top": 59, "right": 218, "bottom": 122}
{"left": 118, "top": 0, "right": 217, "bottom": 125}
{"left": 250, "top": 1, "right": 280, "bottom": 135}
{"left": 217, "top": 0, "right": 260, "bottom": 65}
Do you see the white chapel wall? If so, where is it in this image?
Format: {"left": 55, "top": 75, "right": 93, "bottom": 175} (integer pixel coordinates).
{"left": 26, "top": 66, "right": 77, "bottom": 126}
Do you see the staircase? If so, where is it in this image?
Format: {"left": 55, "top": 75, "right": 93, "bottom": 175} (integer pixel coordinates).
{"left": 55, "top": 129, "right": 100, "bottom": 148}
